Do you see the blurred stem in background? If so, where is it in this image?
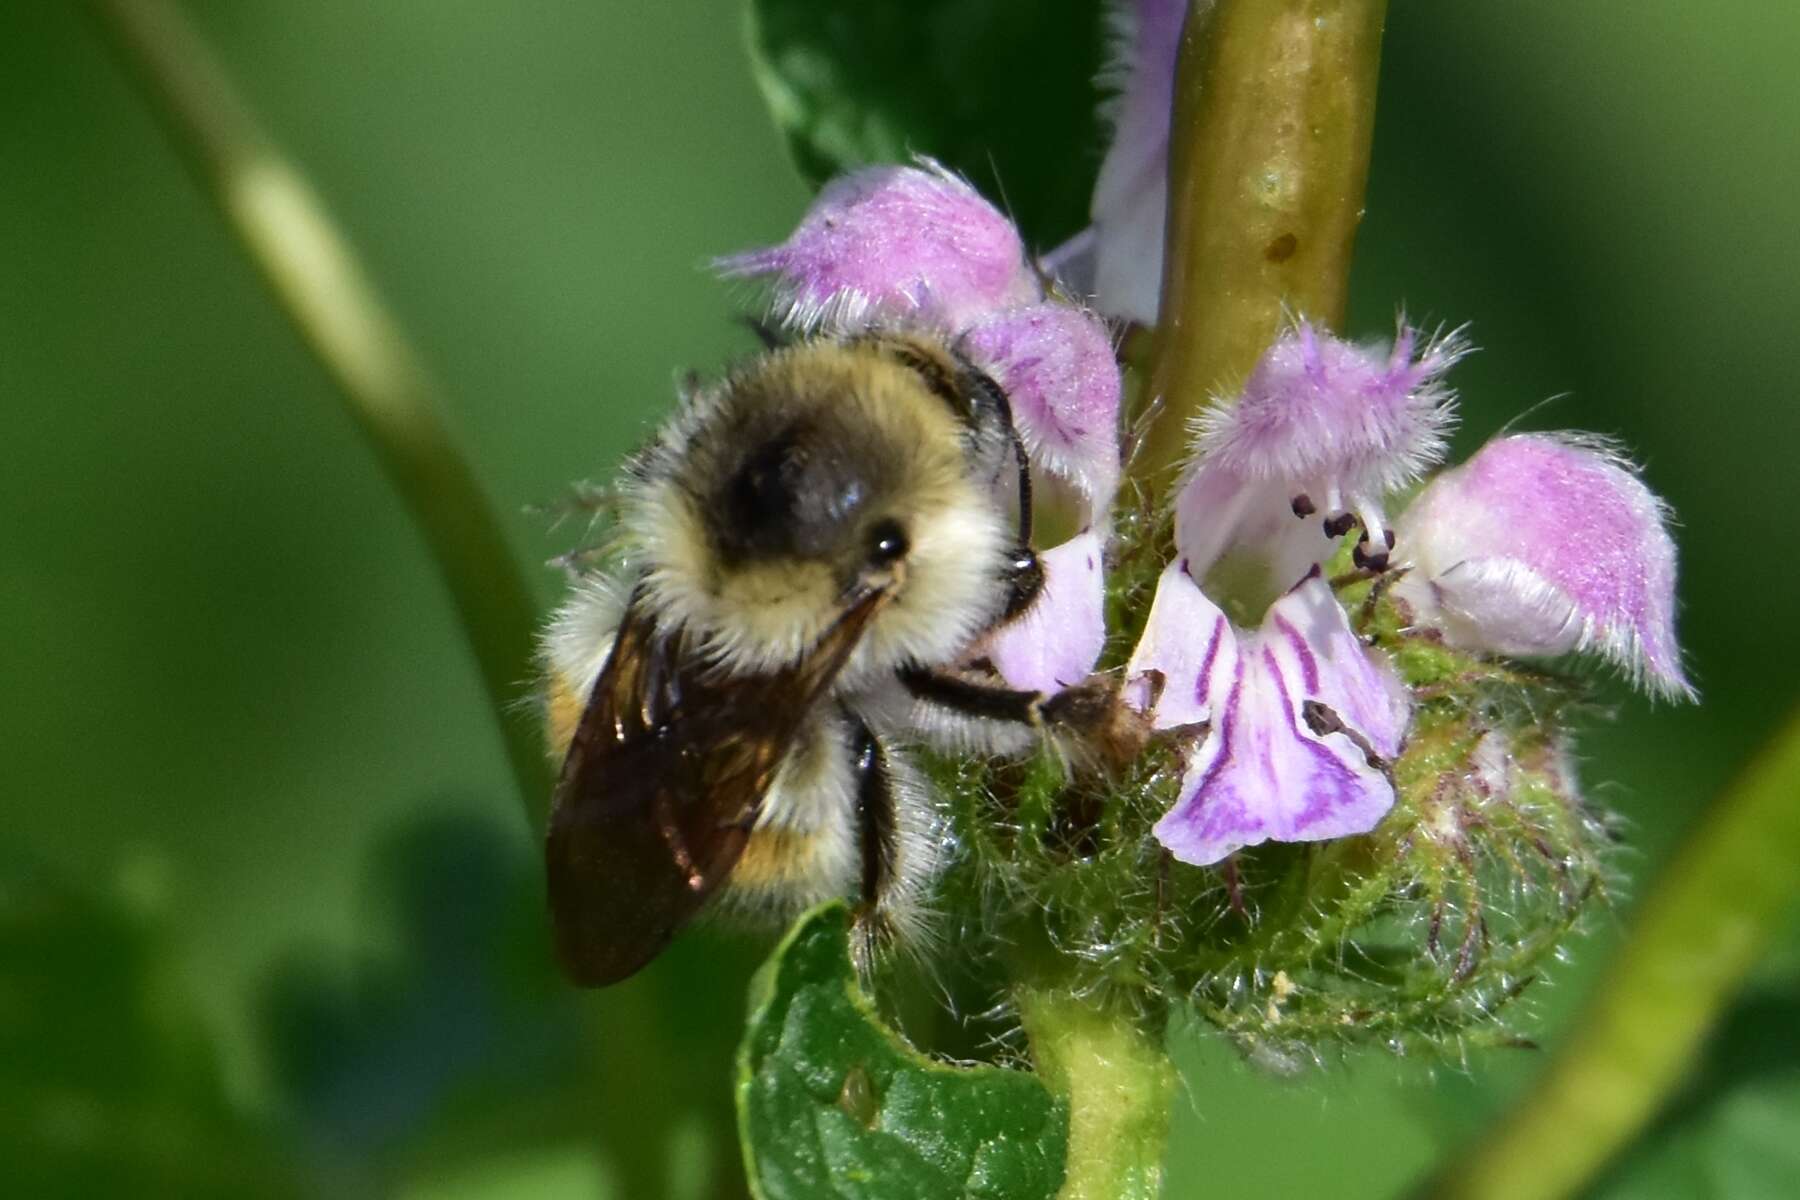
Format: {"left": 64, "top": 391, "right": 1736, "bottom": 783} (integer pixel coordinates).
{"left": 91, "top": 4, "right": 755, "bottom": 1197}
{"left": 1425, "top": 705, "right": 1800, "bottom": 1200}
{"left": 90, "top": 0, "right": 553, "bottom": 838}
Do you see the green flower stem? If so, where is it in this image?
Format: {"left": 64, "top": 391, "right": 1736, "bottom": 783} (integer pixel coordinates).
{"left": 1137, "top": 0, "right": 1389, "bottom": 500}
{"left": 1016, "top": 982, "right": 1176, "bottom": 1200}
{"left": 92, "top": 0, "right": 552, "bottom": 835}
{"left": 1425, "top": 706, "right": 1800, "bottom": 1200}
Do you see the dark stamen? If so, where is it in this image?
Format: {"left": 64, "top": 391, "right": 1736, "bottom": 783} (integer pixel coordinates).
{"left": 1322, "top": 512, "right": 1357, "bottom": 538}
{"left": 1290, "top": 493, "right": 1316, "bottom": 518}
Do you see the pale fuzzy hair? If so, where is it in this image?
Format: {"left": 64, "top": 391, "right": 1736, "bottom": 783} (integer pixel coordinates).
{"left": 539, "top": 571, "right": 628, "bottom": 699}
{"left": 620, "top": 344, "right": 1016, "bottom": 689}
{"left": 704, "top": 713, "right": 951, "bottom": 965}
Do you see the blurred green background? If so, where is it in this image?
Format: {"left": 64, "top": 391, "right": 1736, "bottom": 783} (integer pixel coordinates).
{"left": 4, "top": 1, "right": 1797, "bottom": 1196}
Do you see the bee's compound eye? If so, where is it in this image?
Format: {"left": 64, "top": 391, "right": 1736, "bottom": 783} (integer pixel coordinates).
{"left": 867, "top": 519, "right": 909, "bottom": 566}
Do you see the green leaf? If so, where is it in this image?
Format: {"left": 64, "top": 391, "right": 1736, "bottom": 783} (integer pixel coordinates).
{"left": 0, "top": 856, "right": 301, "bottom": 1198}
{"left": 737, "top": 903, "right": 1068, "bottom": 1199}
{"left": 745, "top": 0, "right": 1109, "bottom": 248}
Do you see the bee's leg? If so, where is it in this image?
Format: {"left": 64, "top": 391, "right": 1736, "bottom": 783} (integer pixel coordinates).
{"left": 999, "top": 546, "right": 1045, "bottom": 622}
{"left": 898, "top": 668, "right": 1043, "bottom": 725}
{"left": 897, "top": 668, "right": 1122, "bottom": 730}
{"left": 845, "top": 716, "right": 899, "bottom": 964}
{"left": 898, "top": 668, "right": 1154, "bottom": 765}
{"left": 849, "top": 718, "right": 898, "bottom": 913}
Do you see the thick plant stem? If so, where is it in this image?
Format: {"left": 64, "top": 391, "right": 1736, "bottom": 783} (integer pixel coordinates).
{"left": 1017, "top": 985, "right": 1176, "bottom": 1200}
{"left": 92, "top": 0, "right": 553, "bottom": 835}
{"left": 1137, "top": 0, "right": 1388, "bottom": 498}
{"left": 1424, "top": 706, "right": 1800, "bottom": 1200}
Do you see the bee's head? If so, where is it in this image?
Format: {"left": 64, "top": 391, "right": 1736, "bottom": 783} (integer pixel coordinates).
{"left": 628, "top": 336, "right": 1019, "bottom": 684}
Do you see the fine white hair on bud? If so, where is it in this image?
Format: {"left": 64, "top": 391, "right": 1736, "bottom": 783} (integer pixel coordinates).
{"left": 963, "top": 301, "right": 1123, "bottom": 517}
{"left": 714, "top": 158, "right": 1042, "bottom": 334}
{"left": 1173, "top": 319, "right": 1469, "bottom": 600}
{"left": 1393, "top": 432, "right": 1697, "bottom": 701}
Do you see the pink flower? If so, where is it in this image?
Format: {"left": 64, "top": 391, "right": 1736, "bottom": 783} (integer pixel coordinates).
{"left": 962, "top": 305, "right": 1120, "bottom": 691}
{"left": 982, "top": 531, "right": 1107, "bottom": 694}
{"left": 964, "top": 302, "right": 1123, "bottom": 516}
{"left": 1129, "top": 564, "right": 1409, "bottom": 865}
{"left": 1175, "top": 320, "right": 1466, "bottom": 601}
{"left": 1126, "top": 321, "right": 1457, "bottom": 864}
{"left": 1089, "top": 0, "right": 1189, "bottom": 324}
{"left": 1393, "top": 433, "right": 1696, "bottom": 701}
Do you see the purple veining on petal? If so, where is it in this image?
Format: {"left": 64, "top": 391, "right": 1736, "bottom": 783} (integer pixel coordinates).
{"left": 1124, "top": 560, "right": 1230, "bottom": 726}
{"left": 1274, "top": 614, "right": 1321, "bottom": 693}
{"left": 1137, "top": 571, "right": 1409, "bottom": 865}
{"left": 714, "top": 160, "right": 1041, "bottom": 333}
{"left": 1090, "top": 0, "right": 1189, "bottom": 324}
{"left": 1394, "top": 432, "right": 1695, "bottom": 701}
{"left": 964, "top": 303, "right": 1123, "bottom": 515}
{"left": 981, "top": 531, "right": 1106, "bottom": 693}
{"left": 1157, "top": 647, "right": 1248, "bottom": 865}
{"left": 1274, "top": 567, "right": 1410, "bottom": 757}
{"left": 1173, "top": 320, "right": 1467, "bottom": 594}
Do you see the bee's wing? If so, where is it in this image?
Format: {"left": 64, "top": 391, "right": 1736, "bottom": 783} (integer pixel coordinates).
{"left": 547, "top": 585, "right": 888, "bottom": 986}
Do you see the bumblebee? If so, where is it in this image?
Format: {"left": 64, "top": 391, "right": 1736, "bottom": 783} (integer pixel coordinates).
{"left": 541, "top": 330, "right": 1107, "bottom": 986}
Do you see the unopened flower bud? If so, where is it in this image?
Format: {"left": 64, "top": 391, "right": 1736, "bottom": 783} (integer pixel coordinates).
{"left": 716, "top": 160, "right": 1041, "bottom": 333}
{"left": 964, "top": 301, "right": 1122, "bottom": 516}
{"left": 1393, "top": 432, "right": 1695, "bottom": 701}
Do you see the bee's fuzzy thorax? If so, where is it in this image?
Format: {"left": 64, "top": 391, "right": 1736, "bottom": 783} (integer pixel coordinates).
{"left": 620, "top": 338, "right": 1017, "bottom": 683}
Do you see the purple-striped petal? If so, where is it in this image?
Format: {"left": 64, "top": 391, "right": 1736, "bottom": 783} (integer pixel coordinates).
{"left": 982, "top": 531, "right": 1106, "bottom": 693}
{"left": 1174, "top": 320, "right": 1465, "bottom": 596}
{"left": 964, "top": 303, "right": 1123, "bottom": 515}
{"left": 1394, "top": 433, "right": 1695, "bottom": 701}
{"left": 1090, "top": 0, "right": 1188, "bottom": 324}
{"left": 1128, "top": 566, "right": 1410, "bottom": 865}
{"left": 1124, "top": 559, "right": 1230, "bottom": 728}
{"left": 715, "top": 160, "right": 1041, "bottom": 333}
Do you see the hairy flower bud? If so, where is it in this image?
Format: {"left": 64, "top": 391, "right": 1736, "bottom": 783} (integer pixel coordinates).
{"left": 716, "top": 159, "right": 1041, "bottom": 332}
{"left": 964, "top": 302, "right": 1123, "bottom": 516}
{"left": 1393, "top": 433, "right": 1695, "bottom": 701}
